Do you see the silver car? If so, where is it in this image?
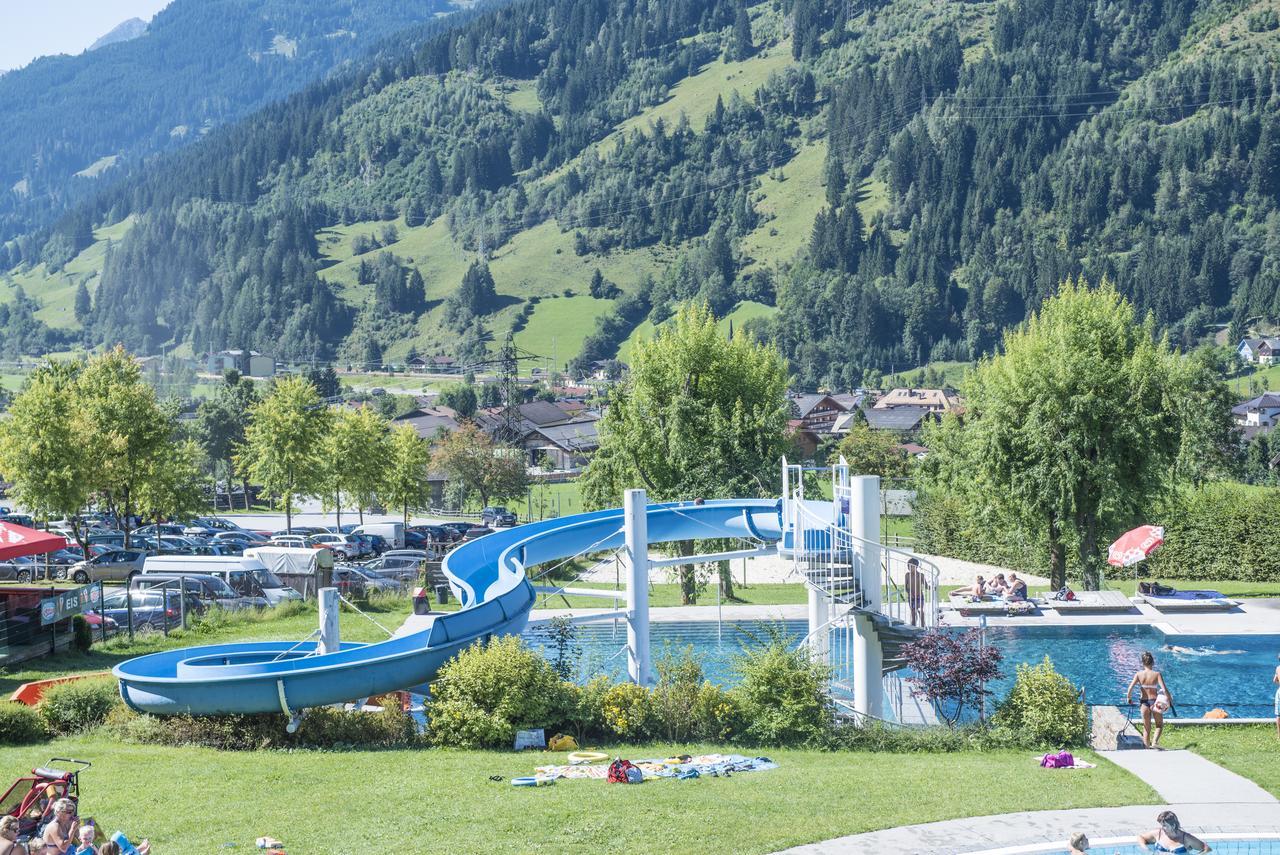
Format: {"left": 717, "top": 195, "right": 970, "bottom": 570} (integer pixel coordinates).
{"left": 66, "top": 549, "right": 147, "bottom": 583}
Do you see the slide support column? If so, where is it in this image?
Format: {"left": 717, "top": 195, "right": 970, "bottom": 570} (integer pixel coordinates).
{"left": 850, "top": 475, "right": 882, "bottom": 721}
{"left": 808, "top": 585, "right": 829, "bottom": 664}
{"left": 319, "top": 587, "right": 340, "bottom": 655}
{"left": 624, "top": 488, "right": 651, "bottom": 685}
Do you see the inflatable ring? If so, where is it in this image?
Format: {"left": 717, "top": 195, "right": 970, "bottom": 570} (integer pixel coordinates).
{"left": 511, "top": 775, "right": 555, "bottom": 787}
{"left": 567, "top": 751, "right": 609, "bottom": 765}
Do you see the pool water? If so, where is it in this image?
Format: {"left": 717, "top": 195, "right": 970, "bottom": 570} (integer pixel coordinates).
{"left": 1055, "top": 841, "right": 1280, "bottom": 854}
{"left": 523, "top": 620, "right": 1280, "bottom": 718}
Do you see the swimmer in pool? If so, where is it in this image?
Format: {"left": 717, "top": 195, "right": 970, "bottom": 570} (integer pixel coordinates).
{"left": 1163, "top": 645, "right": 1246, "bottom": 656}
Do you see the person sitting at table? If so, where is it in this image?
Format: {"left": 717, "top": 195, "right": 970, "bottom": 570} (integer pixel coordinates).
{"left": 985, "top": 574, "right": 1010, "bottom": 596}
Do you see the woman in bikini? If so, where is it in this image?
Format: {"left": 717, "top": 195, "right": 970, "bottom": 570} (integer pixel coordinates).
{"left": 1136, "top": 810, "right": 1211, "bottom": 853}
{"left": 1125, "top": 651, "right": 1173, "bottom": 748}
{"left": 1272, "top": 652, "right": 1279, "bottom": 739}
{"left": 0, "top": 816, "right": 28, "bottom": 855}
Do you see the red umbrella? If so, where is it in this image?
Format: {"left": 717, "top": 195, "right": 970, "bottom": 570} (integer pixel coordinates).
{"left": 1107, "top": 525, "right": 1165, "bottom": 567}
{"left": 0, "top": 521, "right": 68, "bottom": 562}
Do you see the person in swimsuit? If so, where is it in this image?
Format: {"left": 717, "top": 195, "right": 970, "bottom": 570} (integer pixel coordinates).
{"left": 905, "top": 558, "right": 927, "bottom": 627}
{"left": 0, "top": 816, "right": 29, "bottom": 855}
{"left": 1126, "top": 651, "right": 1173, "bottom": 748}
{"left": 1067, "top": 831, "right": 1089, "bottom": 854}
{"left": 985, "top": 574, "right": 1009, "bottom": 596}
{"left": 41, "top": 800, "right": 78, "bottom": 855}
{"left": 950, "top": 575, "right": 985, "bottom": 599}
{"left": 1272, "top": 652, "right": 1279, "bottom": 739}
{"left": 1006, "top": 573, "right": 1028, "bottom": 602}
{"left": 1137, "top": 810, "right": 1211, "bottom": 853}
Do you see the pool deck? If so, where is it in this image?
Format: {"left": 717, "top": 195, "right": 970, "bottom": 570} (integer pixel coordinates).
{"left": 531, "top": 598, "right": 1280, "bottom": 635}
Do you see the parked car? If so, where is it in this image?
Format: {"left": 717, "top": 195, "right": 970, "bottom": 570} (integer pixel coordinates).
{"left": 134, "top": 523, "right": 188, "bottom": 538}
{"left": 346, "top": 533, "right": 378, "bottom": 557}
{"left": 88, "top": 533, "right": 126, "bottom": 548}
{"left": 269, "top": 535, "right": 310, "bottom": 549}
{"left": 306, "top": 533, "right": 359, "bottom": 560}
{"left": 62, "top": 548, "right": 147, "bottom": 583}
{"left": 358, "top": 555, "right": 422, "bottom": 584}
{"left": 411, "top": 524, "right": 456, "bottom": 544}
{"left": 362, "top": 533, "right": 389, "bottom": 555}
{"left": 439, "top": 522, "right": 477, "bottom": 540}
{"left": 333, "top": 565, "right": 401, "bottom": 596}
{"left": 59, "top": 544, "right": 113, "bottom": 562}
{"left": 0, "top": 513, "right": 35, "bottom": 527}
{"left": 212, "top": 530, "right": 268, "bottom": 546}
{"left": 481, "top": 506, "right": 518, "bottom": 527}
{"left": 82, "top": 611, "right": 119, "bottom": 635}
{"left": 402, "top": 529, "right": 429, "bottom": 550}
{"left": 462, "top": 525, "right": 493, "bottom": 540}
{"left": 132, "top": 572, "right": 262, "bottom": 611}
{"left": 99, "top": 588, "right": 192, "bottom": 632}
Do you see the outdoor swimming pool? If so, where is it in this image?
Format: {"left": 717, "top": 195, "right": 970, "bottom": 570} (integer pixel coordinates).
{"left": 523, "top": 619, "right": 1280, "bottom": 718}
{"left": 1035, "top": 839, "right": 1280, "bottom": 854}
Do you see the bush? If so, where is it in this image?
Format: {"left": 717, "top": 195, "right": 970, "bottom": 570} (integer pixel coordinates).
{"left": 600, "top": 681, "right": 653, "bottom": 739}
{"left": 651, "top": 647, "right": 704, "bottom": 741}
{"left": 427, "top": 636, "right": 572, "bottom": 748}
{"left": 562, "top": 676, "right": 610, "bottom": 741}
{"left": 691, "top": 682, "right": 739, "bottom": 741}
{"left": 0, "top": 702, "right": 49, "bottom": 745}
{"left": 994, "top": 657, "right": 1087, "bottom": 747}
{"left": 39, "top": 678, "right": 120, "bottom": 735}
{"left": 110, "top": 705, "right": 421, "bottom": 750}
{"left": 731, "top": 633, "right": 832, "bottom": 746}
{"left": 829, "top": 720, "right": 1031, "bottom": 752}
{"left": 71, "top": 615, "right": 93, "bottom": 652}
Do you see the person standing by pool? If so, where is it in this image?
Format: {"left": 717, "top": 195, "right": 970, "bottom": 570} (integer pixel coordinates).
{"left": 1136, "top": 810, "right": 1211, "bottom": 852}
{"left": 1273, "top": 652, "right": 1279, "bottom": 739}
{"left": 1126, "top": 651, "right": 1173, "bottom": 748}
{"left": 905, "top": 558, "right": 927, "bottom": 627}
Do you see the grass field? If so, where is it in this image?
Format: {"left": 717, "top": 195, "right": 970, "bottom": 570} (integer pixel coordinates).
{"left": 619, "top": 300, "right": 776, "bottom": 362}
{"left": 0, "top": 736, "right": 1146, "bottom": 854}
{"left": 883, "top": 359, "right": 975, "bottom": 390}
{"left": 741, "top": 140, "right": 828, "bottom": 270}
{"left": 0, "top": 217, "right": 134, "bottom": 331}
{"left": 1161, "top": 725, "right": 1280, "bottom": 797}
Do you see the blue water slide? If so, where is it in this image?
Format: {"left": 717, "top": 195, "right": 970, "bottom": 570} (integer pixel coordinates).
{"left": 113, "top": 499, "right": 783, "bottom": 715}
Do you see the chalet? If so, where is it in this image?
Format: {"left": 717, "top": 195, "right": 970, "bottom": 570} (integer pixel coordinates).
{"left": 872, "top": 387, "right": 959, "bottom": 412}
{"left": 1237, "top": 338, "right": 1280, "bottom": 365}
{"left": 526, "top": 420, "right": 601, "bottom": 471}
{"left": 204, "top": 349, "right": 274, "bottom": 378}
{"left": 1232, "top": 392, "right": 1280, "bottom": 429}
{"left": 861, "top": 405, "right": 940, "bottom": 434}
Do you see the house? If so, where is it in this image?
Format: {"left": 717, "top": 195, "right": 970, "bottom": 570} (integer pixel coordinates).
{"left": 1237, "top": 338, "right": 1280, "bottom": 365}
{"left": 526, "top": 420, "right": 601, "bottom": 470}
{"left": 392, "top": 406, "right": 461, "bottom": 441}
{"left": 872, "top": 388, "right": 959, "bottom": 412}
{"left": 475, "top": 400, "right": 579, "bottom": 443}
{"left": 1231, "top": 392, "right": 1280, "bottom": 428}
{"left": 407, "top": 356, "right": 430, "bottom": 374}
{"left": 898, "top": 442, "right": 929, "bottom": 459}
{"left": 861, "top": 405, "right": 940, "bottom": 433}
{"left": 427, "top": 355, "right": 457, "bottom": 372}
{"left": 790, "top": 394, "right": 850, "bottom": 433}
{"left": 204, "top": 349, "right": 274, "bottom": 378}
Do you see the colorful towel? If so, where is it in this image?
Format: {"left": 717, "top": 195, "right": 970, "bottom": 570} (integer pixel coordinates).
{"left": 535, "top": 753, "right": 778, "bottom": 781}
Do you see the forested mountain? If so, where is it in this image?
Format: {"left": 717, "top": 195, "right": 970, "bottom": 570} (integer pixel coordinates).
{"left": 0, "top": 0, "right": 463, "bottom": 244}
{"left": 3, "top": 0, "right": 1280, "bottom": 386}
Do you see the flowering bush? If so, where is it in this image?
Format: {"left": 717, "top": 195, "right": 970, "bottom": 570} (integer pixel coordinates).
{"left": 601, "top": 681, "right": 653, "bottom": 739}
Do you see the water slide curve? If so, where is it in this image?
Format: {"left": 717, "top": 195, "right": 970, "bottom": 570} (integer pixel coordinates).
{"left": 113, "top": 500, "right": 783, "bottom": 715}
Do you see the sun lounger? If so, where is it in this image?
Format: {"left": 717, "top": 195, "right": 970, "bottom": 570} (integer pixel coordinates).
{"left": 1047, "top": 590, "right": 1135, "bottom": 614}
{"left": 1138, "top": 590, "right": 1239, "bottom": 612}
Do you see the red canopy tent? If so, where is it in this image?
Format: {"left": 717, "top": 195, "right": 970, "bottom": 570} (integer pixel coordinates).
{"left": 0, "top": 521, "right": 68, "bottom": 562}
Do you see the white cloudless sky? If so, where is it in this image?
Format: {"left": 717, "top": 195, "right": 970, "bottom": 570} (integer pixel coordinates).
{"left": 0, "top": 0, "right": 173, "bottom": 72}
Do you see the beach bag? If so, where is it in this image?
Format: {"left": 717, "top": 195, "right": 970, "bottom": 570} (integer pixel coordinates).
{"left": 1153, "top": 583, "right": 1175, "bottom": 597}
{"left": 1051, "top": 586, "right": 1076, "bottom": 601}
{"left": 607, "top": 759, "right": 638, "bottom": 784}
{"left": 547, "top": 733, "right": 578, "bottom": 752}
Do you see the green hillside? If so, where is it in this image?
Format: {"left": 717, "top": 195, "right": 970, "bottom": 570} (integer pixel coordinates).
{"left": 3, "top": 0, "right": 1278, "bottom": 390}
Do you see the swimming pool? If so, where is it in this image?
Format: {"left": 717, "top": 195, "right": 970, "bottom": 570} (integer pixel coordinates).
{"left": 523, "top": 619, "right": 1280, "bottom": 718}
{"left": 993, "top": 836, "right": 1280, "bottom": 854}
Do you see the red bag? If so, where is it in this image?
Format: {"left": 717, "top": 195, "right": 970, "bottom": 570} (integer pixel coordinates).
{"left": 607, "top": 758, "right": 637, "bottom": 783}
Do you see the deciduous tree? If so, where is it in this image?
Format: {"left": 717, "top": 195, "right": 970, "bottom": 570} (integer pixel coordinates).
{"left": 431, "top": 423, "right": 528, "bottom": 509}
{"left": 236, "top": 375, "right": 330, "bottom": 533}
{"left": 383, "top": 423, "right": 434, "bottom": 526}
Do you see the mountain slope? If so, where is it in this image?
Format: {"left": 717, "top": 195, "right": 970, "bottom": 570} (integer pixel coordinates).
{"left": 88, "top": 18, "right": 149, "bottom": 52}
{"left": 0, "top": 0, "right": 463, "bottom": 245}
{"left": 4, "top": 0, "right": 1280, "bottom": 385}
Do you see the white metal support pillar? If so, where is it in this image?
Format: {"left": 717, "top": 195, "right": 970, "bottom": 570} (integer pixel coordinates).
{"left": 807, "top": 585, "right": 829, "bottom": 664}
{"left": 623, "top": 488, "right": 651, "bottom": 685}
{"left": 849, "top": 475, "right": 883, "bottom": 719}
{"left": 318, "top": 586, "right": 340, "bottom": 655}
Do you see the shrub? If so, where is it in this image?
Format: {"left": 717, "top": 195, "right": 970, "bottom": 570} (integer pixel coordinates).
{"left": 427, "top": 636, "right": 572, "bottom": 748}
{"left": 563, "top": 676, "right": 611, "bottom": 741}
{"left": 651, "top": 647, "right": 704, "bottom": 741}
{"left": 71, "top": 615, "right": 93, "bottom": 652}
{"left": 691, "top": 682, "right": 739, "bottom": 741}
{"left": 110, "top": 705, "right": 421, "bottom": 750}
{"left": 600, "top": 681, "right": 653, "bottom": 739}
{"left": 427, "top": 700, "right": 513, "bottom": 749}
{"left": 0, "top": 702, "right": 49, "bottom": 745}
{"left": 901, "top": 629, "right": 1002, "bottom": 725}
{"left": 732, "top": 634, "right": 832, "bottom": 746}
{"left": 39, "top": 678, "right": 120, "bottom": 735}
{"left": 994, "top": 657, "right": 1087, "bottom": 747}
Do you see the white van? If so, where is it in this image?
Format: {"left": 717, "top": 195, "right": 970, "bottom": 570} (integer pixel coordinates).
{"left": 141, "top": 555, "right": 303, "bottom": 606}
{"left": 352, "top": 522, "right": 405, "bottom": 550}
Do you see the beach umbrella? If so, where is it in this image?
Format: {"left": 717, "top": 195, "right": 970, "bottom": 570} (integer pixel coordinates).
{"left": 1106, "top": 524, "right": 1165, "bottom": 568}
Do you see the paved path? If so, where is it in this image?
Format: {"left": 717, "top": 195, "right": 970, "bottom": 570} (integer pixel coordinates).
{"left": 1099, "top": 749, "right": 1278, "bottom": 805}
{"left": 778, "top": 802, "right": 1280, "bottom": 854}
{"left": 780, "top": 747, "right": 1278, "bottom": 854}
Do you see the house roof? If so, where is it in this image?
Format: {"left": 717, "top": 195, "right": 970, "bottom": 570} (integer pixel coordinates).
{"left": 1239, "top": 338, "right": 1280, "bottom": 350}
{"left": 898, "top": 442, "right": 929, "bottom": 455}
{"left": 873, "top": 388, "right": 958, "bottom": 410}
{"left": 1232, "top": 393, "right": 1280, "bottom": 415}
{"left": 863, "top": 405, "right": 936, "bottom": 431}
{"left": 830, "top": 392, "right": 863, "bottom": 410}
{"left": 531, "top": 420, "right": 601, "bottom": 452}
{"left": 791, "top": 394, "right": 847, "bottom": 419}
{"left": 392, "top": 406, "right": 460, "bottom": 439}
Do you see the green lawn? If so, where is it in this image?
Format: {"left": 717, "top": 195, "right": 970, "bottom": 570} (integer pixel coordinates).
{"left": 0, "top": 736, "right": 1148, "bottom": 854}
{"left": 513, "top": 294, "right": 618, "bottom": 367}
{"left": 1161, "top": 725, "right": 1280, "bottom": 797}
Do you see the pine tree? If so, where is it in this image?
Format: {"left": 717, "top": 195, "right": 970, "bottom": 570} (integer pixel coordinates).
{"left": 729, "top": 5, "right": 755, "bottom": 61}
{"left": 74, "top": 282, "right": 91, "bottom": 323}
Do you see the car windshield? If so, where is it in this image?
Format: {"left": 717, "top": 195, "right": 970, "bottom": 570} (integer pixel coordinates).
{"left": 251, "top": 568, "right": 284, "bottom": 588}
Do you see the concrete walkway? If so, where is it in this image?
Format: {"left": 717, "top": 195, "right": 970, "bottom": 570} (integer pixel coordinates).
{"left": 780, "top": 746, "right": 1278, "bottom": 853}
{"left": 1099, "top": 749, "right": 1279, "bottom": 805}
{"left": 778, "top": 803, "right": 1280, "bottom": 854}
